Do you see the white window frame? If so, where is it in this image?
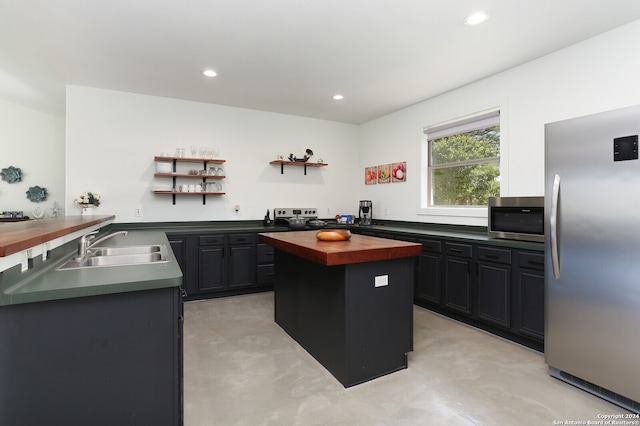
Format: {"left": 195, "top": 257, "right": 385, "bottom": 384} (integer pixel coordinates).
{"left": 418, "top": 102, "right": 509, "bottom": 220}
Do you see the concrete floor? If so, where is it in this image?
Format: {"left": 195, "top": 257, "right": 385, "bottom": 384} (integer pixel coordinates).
{"left": 183, "top": 292, "right": 626, "bottom": 425}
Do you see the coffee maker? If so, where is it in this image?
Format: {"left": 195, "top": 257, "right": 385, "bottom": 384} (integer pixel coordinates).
{"left": 359, "top": 200, "right": 372, "bottom": 226}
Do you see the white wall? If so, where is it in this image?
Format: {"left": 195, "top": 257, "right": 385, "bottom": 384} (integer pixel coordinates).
{"left": 359, "top": 19, "right": 640, "bottom": 226}
{"left": 0, "top": 99, "right": 65, "bottom": 217}
{"left": 66, "top": 86, "right": 360, "bottom": 223}
{"left": 8, "top": 19, "right": 640, "bottom": 226}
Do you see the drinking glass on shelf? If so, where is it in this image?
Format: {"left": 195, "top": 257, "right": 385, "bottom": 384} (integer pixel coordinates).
{"left": 190, "top": 145, "right": 197, "bottom": 157}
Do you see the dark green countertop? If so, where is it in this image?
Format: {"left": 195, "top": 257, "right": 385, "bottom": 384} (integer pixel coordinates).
{"left": 1, "top": 219, "right": 541, "bottom": 307}
{"left": 111, "top": 220, "right": 288, "bottom": 235}
{"left": 112, "top": 219, "right": 544, "bottom": 251}
{"left": 0, "top": 230, "right": 182, "bottom": 306}
{"left": 363, "top": 224, "right": 544, "bottom": 251}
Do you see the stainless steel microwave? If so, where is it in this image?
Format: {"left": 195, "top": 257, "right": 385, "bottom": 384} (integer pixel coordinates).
{"left": 488, "top": 196, "right": 544, "bottom": 243}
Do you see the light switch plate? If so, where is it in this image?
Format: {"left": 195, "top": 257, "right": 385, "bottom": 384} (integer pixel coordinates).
{"left": 375, "top": 275, "right": 389, "bottom": 287}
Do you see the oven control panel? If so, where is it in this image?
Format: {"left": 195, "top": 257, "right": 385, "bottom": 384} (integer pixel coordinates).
{"left": 274, "top": 207, "right": 318, "bottom": 218}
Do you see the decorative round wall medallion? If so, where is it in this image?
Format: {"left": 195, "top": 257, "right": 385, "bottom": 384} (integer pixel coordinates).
{"left": 1, "top": 166, "right": 22, "bottom": 183}
{"left": 26, "top": 186, "right": 48, "bottom": 202}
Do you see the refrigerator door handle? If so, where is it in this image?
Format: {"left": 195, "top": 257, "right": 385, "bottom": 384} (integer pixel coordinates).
{"left": 550, "top": 174, "right": 561, "bottom": 279}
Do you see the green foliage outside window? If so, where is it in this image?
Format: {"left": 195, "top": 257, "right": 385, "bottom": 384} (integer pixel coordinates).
{"left": 430, "top": 126, "right": 500, "bottom": 206}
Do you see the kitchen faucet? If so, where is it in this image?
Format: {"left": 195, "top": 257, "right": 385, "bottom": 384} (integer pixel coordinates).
{"left": 76, "top": 230, "right": 128, "bottom": 260}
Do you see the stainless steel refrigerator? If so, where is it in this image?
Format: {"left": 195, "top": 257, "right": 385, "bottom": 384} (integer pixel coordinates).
{"left": 545, "top": 105, "right": 640, "bottom": 413}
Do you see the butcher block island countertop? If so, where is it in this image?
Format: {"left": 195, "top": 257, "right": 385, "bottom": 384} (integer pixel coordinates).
{"left": 258, "top": 230, "right": 422, "bottom": 266}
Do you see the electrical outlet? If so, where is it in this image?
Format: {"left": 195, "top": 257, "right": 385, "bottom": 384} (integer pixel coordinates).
{"left": 374, "top": 275, "right": 389, "bottom": 288}
{"left": 384, "top": 208, "right": 388, "bottom": 216}
{"left": 135, "top": 206, "right": 143, "bottom": 217}
{"left": 326, "top": 207, "right": 330, "bottom": 215}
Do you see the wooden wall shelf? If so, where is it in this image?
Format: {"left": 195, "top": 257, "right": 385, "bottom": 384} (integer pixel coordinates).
{"left": 270, "top": 160, "right": 328, "bottom": 175}
{"left": 154, "top": 156, "right": 226, "bottom": 205}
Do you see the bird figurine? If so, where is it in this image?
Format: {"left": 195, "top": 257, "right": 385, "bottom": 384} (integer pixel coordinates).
{"left": 288, "top": 148, "right": 314, "bottom": 162}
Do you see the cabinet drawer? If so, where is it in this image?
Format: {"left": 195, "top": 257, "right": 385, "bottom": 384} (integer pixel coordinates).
{"left": 257, "top": 264, "right": 275, "bottom": 284}
{"left": 419, "top": 239, "right": 442, "bottom": 253}
{"left": 477, "top": 246, "right": 512, "bottom": 264}
{"left": 518, "top": 251, "right": 544, "bottom": 270}
{"left": 257, "top": 243, "right": 274, "bottom": 263}
{"left": 444, "top": 242, "right": 473, "bottom": 258}
{"left": 228, "top": 233, "right": 255, "bottom": 245}
{"left": 198, "top": 235, "right": 225, "bottom": 246}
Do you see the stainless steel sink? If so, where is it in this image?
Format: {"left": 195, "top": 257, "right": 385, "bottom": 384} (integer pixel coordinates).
{"left": 57, "top": 244, "right": 169, "bottom": 270}
{"left": 89, "top": 245, "right": 163, "bottom": 257}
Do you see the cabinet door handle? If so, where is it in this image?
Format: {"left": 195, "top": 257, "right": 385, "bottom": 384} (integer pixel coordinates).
{"left": 450, "top": 248, "right": 463, "bottom": 254}
{"left": 485, "top": 254, "right": 499, "bottom": 259}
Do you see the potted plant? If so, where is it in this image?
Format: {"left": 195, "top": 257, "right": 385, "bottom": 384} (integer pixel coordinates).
{"left": 74, "top": 191, "right": 101, "bottom": 215}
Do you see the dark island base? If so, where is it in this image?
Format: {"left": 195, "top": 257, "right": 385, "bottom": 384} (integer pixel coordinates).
{"left": 274, "top": 250, "right": 414, "bottom": 387}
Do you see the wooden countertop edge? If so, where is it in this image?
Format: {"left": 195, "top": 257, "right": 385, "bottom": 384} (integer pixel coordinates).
{"left": 258, "top": 232, "right": 421, "bottom": 266}
{"left": 0, "top": 215, "right": 115, "bottom": 257}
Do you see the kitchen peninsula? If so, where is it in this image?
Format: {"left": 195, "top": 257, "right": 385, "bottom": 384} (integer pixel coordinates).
{"left": 258, "top": 231, "right": 421, "bottom": 387}
{"left": 0, "top": 218, "right": 184, "bottom": 426}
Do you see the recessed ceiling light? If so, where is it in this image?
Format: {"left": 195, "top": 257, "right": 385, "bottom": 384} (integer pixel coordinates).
{"left": 203, "top": 69, "right": 217, "bottom": 77}
{"left": 332, "top": 94, "right": 344, "bottom": 100}
{"left": 464, "top": 11, "right": 489, "bottom": 26}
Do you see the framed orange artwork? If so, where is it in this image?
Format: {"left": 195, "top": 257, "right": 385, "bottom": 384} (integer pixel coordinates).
{"left": 365, "top": 166, "right": 377, "bottom": 185}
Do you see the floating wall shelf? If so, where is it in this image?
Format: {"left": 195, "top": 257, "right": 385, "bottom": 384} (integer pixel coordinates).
{"left": 269, "top": 160, "right": 328, "bottom": 175}
{"left": 154, "top": 156, "right": 227, "bottom": 205}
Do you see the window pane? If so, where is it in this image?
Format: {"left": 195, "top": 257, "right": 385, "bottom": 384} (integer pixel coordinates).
{"left": 431, "top": 126, "right": 500, "bottom": 165}
{"left": 431, "top": 160, "right": 500, "bottom": 206}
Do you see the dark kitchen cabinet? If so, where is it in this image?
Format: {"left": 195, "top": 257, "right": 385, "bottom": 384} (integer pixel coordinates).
{"left": 412, "top": 235, "right": 544, "bottom": 351}
{"left": 227, "top": 234, "right": 256, "bottom": 288}
{"left": 257, "top": 243, "right": 275, "bottom": 285}
{"left": 170, "top": 231, "right": 274, "bottom": 301}
{"left": 415, "top": 238, "right": 443, "bottom": 306}
{"left": 199, "top": 234, "right": 226, "bottom": 292}
{"left": 513, "top": 250, "right": 545, "bottom": 342}
{"left": 476, "top": 246, "right": 512, "bottom": 329}
{"left": 443, "top": 242, "right": 474, "bottom": 316}
{"left": 199, "top": 233, "right": 256, "bottom": 292}
{"left": 0, "top": 287, "right": 183, "bottom": 426}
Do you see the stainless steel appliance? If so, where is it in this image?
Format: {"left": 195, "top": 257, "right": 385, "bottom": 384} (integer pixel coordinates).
{"left": 359, "top": 200, "right": 372, "bottom": 226}
{"left": 273, "top": 207, "right": 318, "bottom": 230}
{"left": 545, "top": 105, "right": 640, "bottom": 413}
{"left": 487, "top": 196, "right": 544, "bottom": 243}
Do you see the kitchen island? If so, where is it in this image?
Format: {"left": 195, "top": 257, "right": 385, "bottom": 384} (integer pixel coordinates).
{"left": 258, "top": 231, "right": 421, "bottom": 387}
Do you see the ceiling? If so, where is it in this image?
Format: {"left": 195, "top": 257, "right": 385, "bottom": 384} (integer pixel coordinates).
{"left": 2, "top": 1, "right": 640, "bottom": 124}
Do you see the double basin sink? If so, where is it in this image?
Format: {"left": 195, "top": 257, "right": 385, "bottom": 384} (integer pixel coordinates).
{"left": 57, "top": 244, "right": 170, "bottom": 270}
